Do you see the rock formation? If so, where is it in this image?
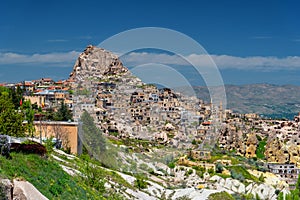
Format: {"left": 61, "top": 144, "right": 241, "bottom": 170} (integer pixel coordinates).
{"left": 69, "top": 45, "right": 128, "bottom": 82}
{"left": 69, "top": 45, "right": 211, "bottom": 147}
{"left": 218, "top": 127, "right": 246, "bottom": 156}
{"left": 245, "top": 132, "right": 258, "bottom": 158}
{"left": 0, "top": 178, "right": 48, "bottom": 200}
{"left": 265, "top": 137, "right": 289, "bottom": 163}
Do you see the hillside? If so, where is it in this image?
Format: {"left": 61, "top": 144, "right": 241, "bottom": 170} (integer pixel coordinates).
{"left": 194, "top": 84, "right": 300, "bottom": 119}
{"left": 1, "top": 46, "right": 298, "bottom": 200}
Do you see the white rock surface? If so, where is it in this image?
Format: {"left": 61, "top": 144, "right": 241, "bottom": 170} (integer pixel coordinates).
{"left": 13, "top": 179, "right": 48, "bottom": 200}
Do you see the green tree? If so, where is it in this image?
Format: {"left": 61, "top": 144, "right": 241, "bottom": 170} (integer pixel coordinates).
{"left": 0, "top": 91, "right": 25, "bottom": 137}
{"left": 9, "top": 86, "right": 24, "bottom": 109}
{"left": 21, "top": 100, "right": 35, "bottom": 137}
{"left": 53, "top": 101, "right": 73, "bottom": 121}
{"left": 81, "top": 111, "right": 106, "bottom": 154}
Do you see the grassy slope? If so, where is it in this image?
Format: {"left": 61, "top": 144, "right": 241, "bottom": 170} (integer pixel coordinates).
{"left": 0, "top": 152, "right": 103, "bottom": 199}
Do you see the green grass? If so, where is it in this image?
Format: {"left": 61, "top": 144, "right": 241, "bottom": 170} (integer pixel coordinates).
{"left": 256, "top": 139, "right": 267, "bottom": 159}
{"left": 208, "top": 191, "right": 234, "bottom": 200}
{"left": 0, "top": 152, "right": 106, "bottom": 199}
{"left": 227, "top": 165, "right": 260, "bottom": 183}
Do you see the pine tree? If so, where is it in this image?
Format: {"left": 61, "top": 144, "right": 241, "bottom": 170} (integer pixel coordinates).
{"left": 54, "top": 101, "right": 73, "bottom": 121}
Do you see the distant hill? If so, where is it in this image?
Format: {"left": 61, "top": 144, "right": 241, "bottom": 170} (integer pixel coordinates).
{"left": 194, "top": 84, "right": 300, "bottom": 119}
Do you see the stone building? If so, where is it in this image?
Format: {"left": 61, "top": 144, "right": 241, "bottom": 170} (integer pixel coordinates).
{"left": 267, "top": 163, "right": 300, "bottom": 185}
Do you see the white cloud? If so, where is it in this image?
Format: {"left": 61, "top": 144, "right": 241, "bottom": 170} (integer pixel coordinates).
{"left": 1, "top": 50, "right": 300, "bottom": 71}
{"left": 121, "top": 52, "right": 300, "bottom": 71}
{"left": 0, "top": 51, "right": 80, "bottom": 66}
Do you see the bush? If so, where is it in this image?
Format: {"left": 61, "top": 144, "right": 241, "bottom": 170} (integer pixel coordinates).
{"left": 44, "top": 137, "right": 55, "bottom": 154}
{"left": 134, "top": 174, "right": 148, "bottom": 189}
{"left": 228, "top": 166, "right": 259, "bottom": 182}
{"left": 230, "top": 169, "right": 245, "bottom": 182}
{"left": 191, "top": 139, "right": 197, "bottom": 145}
{"left": 168, "top": 162, "right": 175, "bottom": 169}
{"left": 10, "top": 142, "right": 46, "bottom": 156}
{"left": 80, "top": 158, "right": 106, "bottom": 193}
{"left": 216, "top": 162, "right": 224, "bottom": 173}
{"left": 208, "top": 191, "right": 234, "bottom": 200}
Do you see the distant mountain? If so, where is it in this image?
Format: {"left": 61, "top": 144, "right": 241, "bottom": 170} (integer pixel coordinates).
{"left": 194, "top": 84, "right": 300, "bottom": 119}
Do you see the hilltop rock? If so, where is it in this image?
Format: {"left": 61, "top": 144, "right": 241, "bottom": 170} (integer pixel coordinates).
{"left": 69, "top": 45, "right": 128, "bottom": 82}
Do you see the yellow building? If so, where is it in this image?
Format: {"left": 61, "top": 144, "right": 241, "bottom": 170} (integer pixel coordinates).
{"left": 34, "top": 121, "right": 82, "bottom": 155}
{"left": 24, "top": 96, "right": 45, "bottom": 107}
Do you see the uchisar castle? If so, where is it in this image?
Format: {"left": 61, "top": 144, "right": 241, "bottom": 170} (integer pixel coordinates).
{"left": 69, "top": 45, "right": 223, "bottom": 149}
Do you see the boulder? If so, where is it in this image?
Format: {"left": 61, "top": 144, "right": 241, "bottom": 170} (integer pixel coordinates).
{"left": 245, "top": 183, "right": 254, "bottom": 193}
{"left": 238, "top": 183, "right": 245, "bottom": 194}
{"left": 13, "top": 179, "right": 48, "bottom": 200}
{"left": 209, "top": 175, "right": 222, "bottom": 183}
{"left": 224, "top": 178, "right": 233, "bottom": 190}
{"left": 219, "top": 178, "right": 225, "bottom": 186}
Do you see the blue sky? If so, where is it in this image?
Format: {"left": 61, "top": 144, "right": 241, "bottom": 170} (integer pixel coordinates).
{"left": 1, "top": 0, "right": 300, "bottom": 85}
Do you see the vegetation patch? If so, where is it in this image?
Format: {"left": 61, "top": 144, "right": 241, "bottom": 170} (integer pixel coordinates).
{"left": 0, "top": 152, "right": 105, "bottom": 199}
{"left": 227, "top": 165, "right": 259, "bottom": 183}
{"left": 208, "top": 191, "right": 234, "bottom": 200}
{"left": 256, "top": 139, "right": 267, "bottom": 159}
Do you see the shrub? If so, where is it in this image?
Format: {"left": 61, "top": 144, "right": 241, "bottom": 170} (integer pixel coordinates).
{"left": 134, "top": 174, "right": 148, "bottom": 189}
{"left": 216, "top": 162, "right": 224, "bottom": 173}
{"left": 10, "top": 142, "right": 46, "bottom": 156}
{"left": 258, "top": 173, "right": 265, "bottom": 182}
{"left": 208, "top": 191, "right": 234, "bottom": 200}
{"left": 191, "top": 139, "right": 197, "bottom": 145}
{"left": 168, "top": 162, "right": 175, "bottom": 169}
{"left": 230, "top": 169, "right": 245, "bottom": 182}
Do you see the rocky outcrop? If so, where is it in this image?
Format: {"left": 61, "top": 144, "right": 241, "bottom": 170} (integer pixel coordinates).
{"left": 218, "top": 127, "right": 246, "bottom": 156}
{"left": 265, "top": 137, "right": 289, "bottom": 163}
{"left": 0, "top": 178, "right": 48, "bottom": 200}
{"left": 69, "top": 45, "right": 128, "bottom": 82}
{"left": 245, "top": 133, "right": 258, "bottom": 158}
{"left": 13, "top": 179, "right": 48, "bottom": 200}
{"left": 209, "top": 175, "right": 277, "bottom": 200}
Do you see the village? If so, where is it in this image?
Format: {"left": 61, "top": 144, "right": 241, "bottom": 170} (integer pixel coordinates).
{"left": 1, "top": 46, "right": 300, "bottom": 199}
